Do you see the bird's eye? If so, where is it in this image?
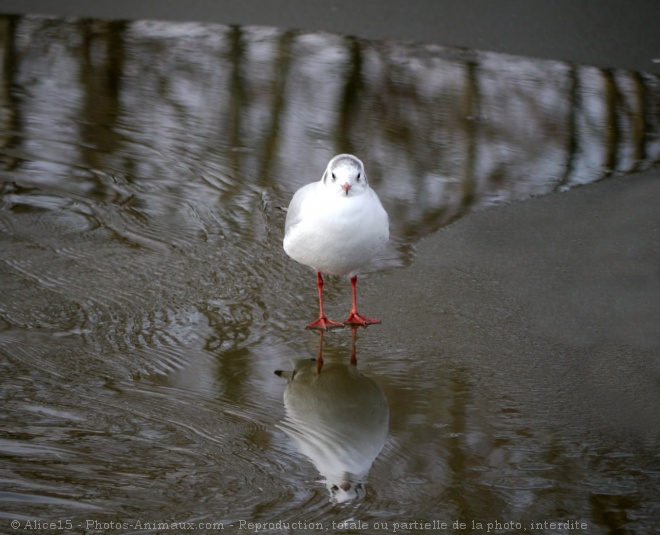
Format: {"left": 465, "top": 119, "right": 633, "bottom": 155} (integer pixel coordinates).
{"left": 331, "top": 172, "right": 336, "bottom": 181}
{"left": 357, "top": 172, "right": 361, "bottom": 181}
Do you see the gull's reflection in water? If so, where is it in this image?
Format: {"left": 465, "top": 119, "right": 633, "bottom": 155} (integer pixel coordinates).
{"left": 275, "top": 328, "right": 389, "bottom": 503}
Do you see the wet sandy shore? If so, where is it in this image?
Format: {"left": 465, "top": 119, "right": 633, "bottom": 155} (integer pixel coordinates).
{"left": 8, "top": 0, "right": 660, "bottom": 440}
{"left": 5, "top": 0, "right": 660, "bottom": 74}
{"left": 370, "top": 170, "right": 660, "bottom": 442}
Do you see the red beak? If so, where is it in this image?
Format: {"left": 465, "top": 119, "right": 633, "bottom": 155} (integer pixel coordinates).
{"left": 342, "top": 182, "right": 351, "bottom": 196}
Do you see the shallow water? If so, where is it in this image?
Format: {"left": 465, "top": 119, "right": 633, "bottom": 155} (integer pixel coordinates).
{"left": 1, "top": 14, "right": 660, "bottom": 535}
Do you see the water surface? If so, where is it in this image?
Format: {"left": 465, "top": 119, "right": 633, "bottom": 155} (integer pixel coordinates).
{"left": 1, "top": 14, "right": 660, "bottom": 534}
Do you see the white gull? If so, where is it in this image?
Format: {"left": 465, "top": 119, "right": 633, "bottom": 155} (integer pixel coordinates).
{"left": 283, "top": 154, "right": 389, "bottom": 330}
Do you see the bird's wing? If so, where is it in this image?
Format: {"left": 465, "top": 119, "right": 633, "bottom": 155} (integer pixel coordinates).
{"left": 284, "top": 184, "right": 314, "bottom": 236}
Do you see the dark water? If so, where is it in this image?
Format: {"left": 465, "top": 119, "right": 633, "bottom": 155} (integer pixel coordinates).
{"left": 1, "top": 14, "right": 659, "bottom": 535}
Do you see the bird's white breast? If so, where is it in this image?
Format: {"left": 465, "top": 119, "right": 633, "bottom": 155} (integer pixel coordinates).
{"left": 283, "top": 182, "right": 389, "bottom": 276}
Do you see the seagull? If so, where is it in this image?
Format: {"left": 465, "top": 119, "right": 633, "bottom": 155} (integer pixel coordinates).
{"left": 283, "top": 154, "right": 389, "bottom": 330}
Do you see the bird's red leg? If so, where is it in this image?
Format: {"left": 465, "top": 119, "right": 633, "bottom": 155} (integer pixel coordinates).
{"left": 344, "top": 275, "right": 381, "bottom": 326}
{"left": 306, "top": 272, "right": 344, "bottom": 330}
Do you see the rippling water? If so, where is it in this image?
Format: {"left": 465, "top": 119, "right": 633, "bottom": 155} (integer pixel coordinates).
{"left": 1, "top": 14, "right": 660, "bottom": 534}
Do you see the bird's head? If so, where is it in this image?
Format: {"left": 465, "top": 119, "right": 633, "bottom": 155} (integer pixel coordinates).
{"left": 321, "top": 154, "right": 369, "bottom": 197}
